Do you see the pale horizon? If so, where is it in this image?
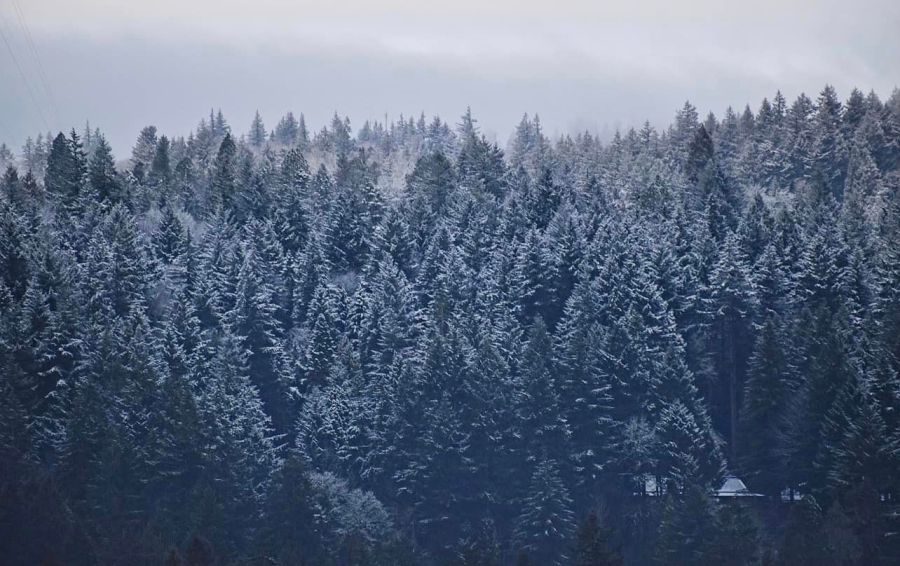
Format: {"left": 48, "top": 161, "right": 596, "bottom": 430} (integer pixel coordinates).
{"left": 1, "top": 0, "right": 899, "bottom": 154}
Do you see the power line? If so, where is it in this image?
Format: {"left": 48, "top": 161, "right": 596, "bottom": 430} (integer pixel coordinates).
{"left": 8, "top": 0, "right": 60, "bottom": 124}
{"left": 0, "top": 13, "right": 50, "bottom": 132}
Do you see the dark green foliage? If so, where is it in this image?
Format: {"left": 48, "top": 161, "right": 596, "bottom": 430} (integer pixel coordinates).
{"left": 513, "top": 458, "right": 576, "bottom": 566}
{"left": 739, "top": 315, "right": 792, "bottom": 495}
{"left": 274, "top": 111, "right": 302, "bottom": 146}
{"left": 710, "top": 502, "right": 761, "bottom": 566}
{"left": 0, "top": 202, "right": 31, "bottom": 299}
{"left": 88, "top": 135, "right": 123, "bottom": 205}
{"left": 257, "top": 454, "right": 323, "bottom": 564}
{"left": 153, "top": 202, "right": 188, "bottom": 265}
{"left": 0, "top": 89, "right": 897, "bottom": 565}
{"left": 778, "top": 496, "right": 828, "bottom": 565}
{"left": 211, "top": 133, "right": 237, "bottom": 212}
{"left": 655, "top": 486, "right": 719, "bottom": 565}
{"left": 249, "top": 111, "right": 267, "bottom": 148}
{"left": 185, "top": 536, "right": 214, "bottom": 566}
{"left": 573, "top": 511, "right": 623, "bottom": 566}
{"left": 456, "top": 112, "right": 507, "bottom": 199}
{"left": 2, "top": 165, "right": 23, "bottom": 206}
{"left": 45, "top": 131, "right": 87, "bottom": 215}
{"left": 150, "top": 135, "right": 172, "bottom": 187}
{"left": 706, "top": 231, "right": 758, "bottom": 460}
{"left": 517, "top": 318, "right": 570, "bottom": 462}
{"left": 685, "top": 125, "right": 714, "bottom": 184}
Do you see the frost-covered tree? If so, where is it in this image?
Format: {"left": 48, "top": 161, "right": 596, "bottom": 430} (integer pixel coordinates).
{"left": 88, "top": 135, "right": 123, "bottom": 205}
{"left": 513, "top": 458, "right": 576, "bottom": 566}
{"left": 248, "top": 111, "right": 267, "bottom": 148}
{"left": 1, "top": 89, "right": 897, "bottom": 565}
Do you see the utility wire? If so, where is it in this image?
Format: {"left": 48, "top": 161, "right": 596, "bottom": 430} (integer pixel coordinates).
{"left": 9, "top": 0, "right": 60, "bottom": 125}
{"left": 0, "top": 13, "right": 50, "bottom": 132}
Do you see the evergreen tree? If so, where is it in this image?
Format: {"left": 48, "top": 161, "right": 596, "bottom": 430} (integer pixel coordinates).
{"left": 211, "top": 133, "right": 238, "bottom": 212}
{"left": 273, "top": 148, "right": 312, "bottom": 255}
{"left": 654, "top": 401, "right": 722, "bottom": 492}
{"left": 45, "top": 131, "right": 86, "bottom": 215}
{"left": 513, "top": 458, "right": 576, "bottom": 566}
{"left": 406, "top": 150, "right": 456, "bottom": 224}
{"left": 0, "top": 203, "right": 31, "bottom": 299}
{"left": 150, "top": 135, "right": 172, "bottom": 188}
{"left": 191, "top": 328, "right": 278, "bottom": 553}
{"left": 258, "top": 453, "right": 323, "bottom": 564}
{"left": 556, "top": 279, "right": 617, "bottom": 501}
{"left": 516, "top": 318, "right": 570, "bottom": 463}
{"left": 303, "top": 283, "right": 343, "bottom": 389}
{"left": 739, "top": 314, "right": 793, "bottom": 495}
{"left": 88, "top": 135, "right": 123, "bottom": 205}
{"left": 811, "top": 85, "right": 849, "bottom": 201}
{"left": 153, "top": 202, "right": 189, "bottom": 266}
{"left": 228, "top": 241, "right": 289, "bottom": 431}
{"left": 87, "top": 204, "right": 149, "bottom": 318}
{"left": 778, "top": 496, "right": 828, "bottom": 565}
{"left": 249, "top": 111, "right": 267, "bottom": 148}
{"left": 132, "top": 125, "right": 159, "bottom": 171}
{"left": 685, "top": 125, "right": 715, "bottom": 184}
{"left": 709, "top": 502, "right": 761, "bottom": 566}
{"left": 274, "top": 112, "right": 299, "bottom": 146}
{"left": 706, "top": 231, "right": 758, "bottom": 460}
{"left": 573, "top": 511, "right": 623, "bottom": 566}
{"left": 457, "top": 115, "right": 507, "bottom": 199}
{"left": 654, "top": 485, "right": 718, "bottom": 566}
{"left": 1, "top": 166, "right": 22, "bottom": 207}
{"left": 672, "top": 101, "right": 701, "bottom": 165}
{"left": 1, "top": 87, "right": 896, "bottom": 565}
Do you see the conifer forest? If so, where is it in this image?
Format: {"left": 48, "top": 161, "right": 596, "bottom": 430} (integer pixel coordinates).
{"left": 1, "top": 87, "right": 900, "bottom": 565}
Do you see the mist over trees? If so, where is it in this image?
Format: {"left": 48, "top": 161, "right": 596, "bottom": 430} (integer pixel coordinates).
{"left": 1, "top": 86, "right": 900, "bottom": 565}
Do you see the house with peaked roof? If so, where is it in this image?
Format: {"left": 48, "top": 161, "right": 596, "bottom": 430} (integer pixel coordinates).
{"left": 635, "top": 474, "right": 764, "bottom": 498}
{"left": 715, "top": 476, "right": 764, "bottom": 498}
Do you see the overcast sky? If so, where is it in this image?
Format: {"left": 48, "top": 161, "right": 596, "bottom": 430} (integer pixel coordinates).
{"left": 1, "top": 0, "right": 898, "bottom": 155}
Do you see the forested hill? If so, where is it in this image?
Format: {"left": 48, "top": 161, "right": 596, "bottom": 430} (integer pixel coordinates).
{"left": 1, "top": 86, "right": 899, "bottom": 565}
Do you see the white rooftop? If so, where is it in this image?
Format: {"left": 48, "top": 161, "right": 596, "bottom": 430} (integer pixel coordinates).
{"left": 716, "top": 476, "right": 763, "bottom": 497}
{"left": 633, "top": 475, "right": 765, "bottom": 498}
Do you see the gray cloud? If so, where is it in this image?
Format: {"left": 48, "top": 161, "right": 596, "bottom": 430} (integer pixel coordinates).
{"left": 1, "top": 0, "right": 898, "bottom": 155}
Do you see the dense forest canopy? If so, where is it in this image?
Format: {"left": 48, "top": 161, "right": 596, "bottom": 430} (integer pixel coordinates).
{"left": 1, "top": 86, "right": 899, "bottom": 565}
